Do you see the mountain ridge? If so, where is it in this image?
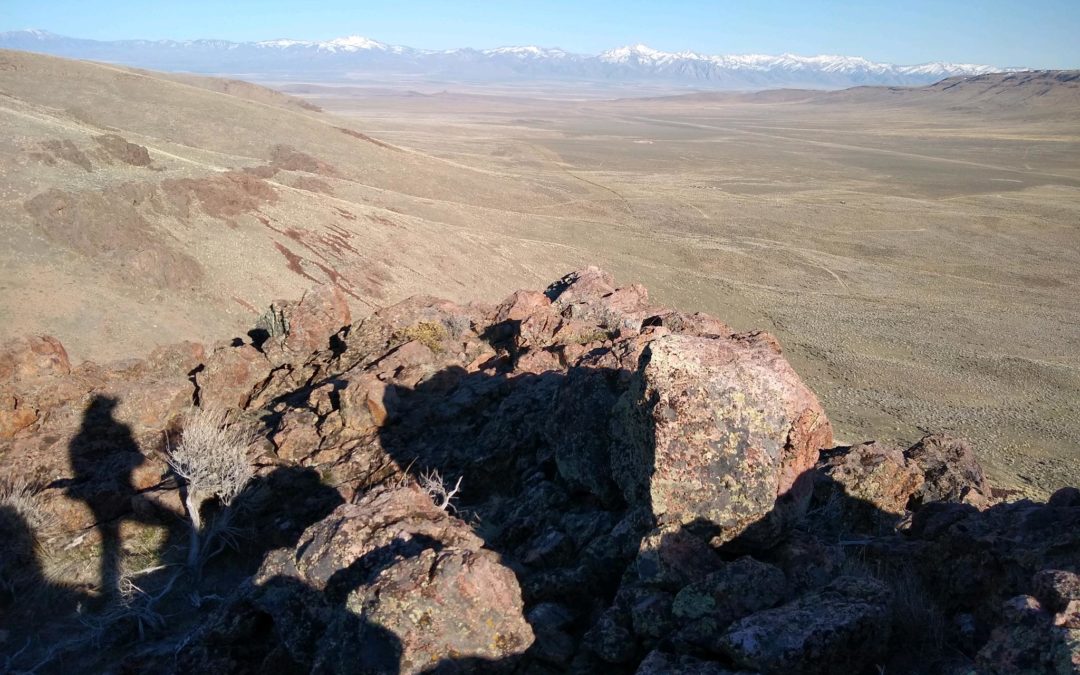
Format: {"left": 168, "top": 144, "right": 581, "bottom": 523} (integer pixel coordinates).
{"left": 0, "top": 28, "right": 1015, "bottom": 89}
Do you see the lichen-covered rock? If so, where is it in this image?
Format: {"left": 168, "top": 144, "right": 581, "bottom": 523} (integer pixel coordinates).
{"left": 672, "top": 556, "right": 787, "bottom": 627}
{"left": 976, "top": 595, "right": 1080, "bottom": 674}
{"left": 250, "top": 485, "right": 534, "bottom": 673}
{"left": 670, "top": 556, "right": 788, "bottom": 656}
{"left": 905, "top": 434, "right": 992, "bottom": 508}
{"left": 718, "top": 576, "right": 892, "bottom": 675}
{"left": 635, "top": 525, "right": 724, "bottom": 590}
{"left": 549, "top": 368, "right": 621, "bottom": 503}
{"left": 584, "top": 606, "right": 637, "bottom": 664}
{"left": 630, "top": 590, "right": 676, "bottom": 640}
{"left": 1034, "top": 570, "right": 1080, "bottom": 614}
{"left": 9, "top": 267, "right": 1080, "bottom": 675}
{"left": 763, "top": 530, "right": 843, "bottom": 594}
{"left": 612, "top": 331, "right": 832, "bottom": 545}
{"left": 815, "top": 440, "right": 924, "bottom": 533}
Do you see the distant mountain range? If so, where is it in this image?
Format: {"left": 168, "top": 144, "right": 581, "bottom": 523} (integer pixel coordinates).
{"left": 0, "top": 29, "right": 1013, "bottom": 89}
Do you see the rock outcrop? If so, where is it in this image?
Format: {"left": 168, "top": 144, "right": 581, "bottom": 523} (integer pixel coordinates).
{"left": 613, "top": 331, "right": 831, "bottom": 546}
{"left": 179, "top": 485, "right": 534, "bottom": 674}
{"left": 1, "top": 268, "right": 1077, "bottom": 674}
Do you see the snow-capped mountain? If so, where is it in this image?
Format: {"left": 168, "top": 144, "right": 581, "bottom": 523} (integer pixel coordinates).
{"left": 0, "top": 30, "right": 1010, "bottom": 89}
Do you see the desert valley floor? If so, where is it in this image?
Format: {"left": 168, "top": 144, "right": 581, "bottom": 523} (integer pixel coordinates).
{"left": 288, "top": 78, "right": 1080, "bottom": 496}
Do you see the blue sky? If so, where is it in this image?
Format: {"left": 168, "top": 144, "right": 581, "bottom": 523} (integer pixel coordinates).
{"left": 3, "top": 0, "right": 1078, "bottom": 68}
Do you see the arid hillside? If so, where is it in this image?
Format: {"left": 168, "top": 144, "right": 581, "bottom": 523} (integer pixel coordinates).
{"left": 633, "top": 70, "right": 1080, "bottom": 122}
{"left": 0, "top": 49, "right": 604, "bottom": 364}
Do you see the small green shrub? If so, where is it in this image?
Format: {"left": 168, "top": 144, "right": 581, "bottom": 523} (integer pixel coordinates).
{"left": 393, "top": 321, "right": 449, "bottom": 353}
{"left": 571, "top": 328, "right": 610, "bottom": 345}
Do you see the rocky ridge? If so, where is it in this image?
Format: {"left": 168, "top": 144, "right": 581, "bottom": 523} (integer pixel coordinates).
{"left": 1, "top": 268, "right": 1078, "bottom": 673}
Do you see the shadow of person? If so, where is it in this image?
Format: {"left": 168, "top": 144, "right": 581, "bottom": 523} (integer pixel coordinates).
{"left": 0, "top": 505, "right": 87, "bottom": 669}
{"left": 66, "top": 395, "right": 146, "bottom": 603}
{"left": 0, "top": 505, "right": 81, "bottom": 615}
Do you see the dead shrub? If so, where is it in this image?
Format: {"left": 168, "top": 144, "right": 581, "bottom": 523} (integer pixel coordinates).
{"left": 165, "top": 408, "right": 255, "bottom": 570}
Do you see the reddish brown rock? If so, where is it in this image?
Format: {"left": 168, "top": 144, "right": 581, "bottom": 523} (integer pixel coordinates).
{"left": 197, "top": 343, "right": 268, "bottom": 409}
{"left": 486, "top": 289, "right": 558, "bottom": 351}
{"left": 8, "top": 267, "right": 1075, "bottom": 675}
{"left": 0, "top": 335, "right": 71, "bottom": 383}
{"left": 272, "top": 407, "right": 322, "bottom": 461}
{"left": 0, "top": 394, "right": 38, "bottom": 439}
{"left": 818, "top": 441, "right": 923, "bottom": 515}
{"left": 612, "top": 332, "right": 832, "bottom": 545}
{"left": 815, "top": 440, "right": 925, "bottom": 533}
{"left": 905, "top": 434, "right": 992, "bottom": 508}
{"left": 283, "top": 283, "right": 351, "bottom": 355}
{"left": 548, "top": 266, "right": 617, "bottom": 307}
{"left": 338, "top": 373, "right": 397, "bottom": 431}
{"left": 250, "top": 485, "right": 534, "bottom": 673}
{"left": 142, "top": 341, "right": 206, "bottom": 378}
{"left": 494, "top": 289, "right": 552, "bottom": 324}
{"left": 648, "top": 311, "right": 733, "bottom": 338}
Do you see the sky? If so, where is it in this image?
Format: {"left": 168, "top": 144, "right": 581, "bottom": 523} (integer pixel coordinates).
{"left": 2, "top": 0, "right": 1079, "bottom": 68}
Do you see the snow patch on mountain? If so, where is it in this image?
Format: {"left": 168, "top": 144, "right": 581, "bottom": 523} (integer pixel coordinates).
{"left": 0, "top": 30, "right": 1015, "bottom": 88}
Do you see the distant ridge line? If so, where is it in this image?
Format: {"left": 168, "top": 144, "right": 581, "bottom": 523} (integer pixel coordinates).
{"left": 0, "top": 29, "right": 1020, "bottom": 89}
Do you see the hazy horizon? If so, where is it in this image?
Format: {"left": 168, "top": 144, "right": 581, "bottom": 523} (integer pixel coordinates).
{"left": 3, "top": 0, "right": 1079, "bottom": 69}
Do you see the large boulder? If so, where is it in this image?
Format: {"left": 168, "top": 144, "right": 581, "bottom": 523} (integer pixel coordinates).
{"left": 196, "top": 342, "right": 269, "bottom": 409}
{"left": 546, "top": 266, "right": 617, "bottom": 308}
{"left": 549, "top": 368, "right": 621, "bottom": 503}
{"left": 236, "top": 484, "right": 534, "bottom": 674}
{"left": 672, "top": 556, "right": 788, "bottom": 628}
{"left": 267, "top": 283, "right": 351, "bottom": 356}
{"left": 671, "top": 556, "right": 788, "bottom": 655}
{"left": 612, "top": 331, "right": 833, "bottom": 546}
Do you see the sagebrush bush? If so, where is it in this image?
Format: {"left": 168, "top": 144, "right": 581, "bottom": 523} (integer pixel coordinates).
{"left": 0, "top": 477, "right": 51, "bottom": 533}
{"left": 166, "top": 408, "right": 255, "bottom": 569}
{"left": 0, "top": 477, "right": 51, "bottom": 599}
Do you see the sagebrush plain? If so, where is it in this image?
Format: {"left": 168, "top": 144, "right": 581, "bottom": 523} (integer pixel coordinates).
{"left": 293, "top": 75, "right": 1080, "bottom": 496}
